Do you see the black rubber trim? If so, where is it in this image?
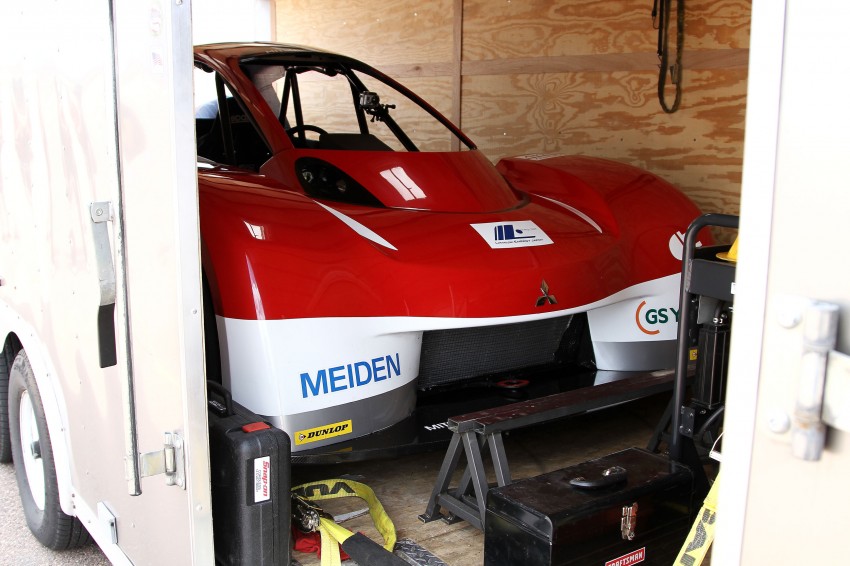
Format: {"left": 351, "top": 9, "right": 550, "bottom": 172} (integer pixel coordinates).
{"left": 97, "top": 304, "right": 117, "bottom": 368}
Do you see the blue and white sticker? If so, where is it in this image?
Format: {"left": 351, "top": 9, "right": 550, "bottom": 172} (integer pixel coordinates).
{"left": 471, "top": 221, "right": 554, "bottom": 249}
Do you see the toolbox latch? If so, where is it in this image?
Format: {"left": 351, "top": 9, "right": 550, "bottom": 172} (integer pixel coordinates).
{"left": 242, "top": 422, "right": 271, "bottom": 433}
{"left": 621, "top": 502, "right": 638, "bottom": 540}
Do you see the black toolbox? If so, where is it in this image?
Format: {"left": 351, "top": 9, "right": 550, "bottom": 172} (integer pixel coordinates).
{"left": 208, "top": 382, "right": 291, "bottom": 566}
{"left": 484, "top": 448, "right": 694, "bottom": 566}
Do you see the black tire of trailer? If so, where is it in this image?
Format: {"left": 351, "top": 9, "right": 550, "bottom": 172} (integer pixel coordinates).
{"left": 0, "top": 338, "right": 17, "bottom": 463}
{"left": 8, "top": 350, "right": 91, "bottom": 550}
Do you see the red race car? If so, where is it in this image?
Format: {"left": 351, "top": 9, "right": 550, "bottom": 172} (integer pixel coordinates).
{"left": 193, "top": 43, "right": 702, "bottom": 459}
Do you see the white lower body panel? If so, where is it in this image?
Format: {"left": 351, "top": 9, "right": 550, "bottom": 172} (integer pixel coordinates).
{"left": 217, "top": 273, "right": 680, "bottom": 451}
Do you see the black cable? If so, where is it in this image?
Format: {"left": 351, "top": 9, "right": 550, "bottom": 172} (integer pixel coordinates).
{"left": 655, "top": 0, "right": 684, "bottom": 113}
{"left": 697, "top": 406, "right": 725, "bottom": 444}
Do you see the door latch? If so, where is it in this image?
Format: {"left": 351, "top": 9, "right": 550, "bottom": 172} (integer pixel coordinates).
{"left": 90, "top": 201, "right": 117, "bottom": 368}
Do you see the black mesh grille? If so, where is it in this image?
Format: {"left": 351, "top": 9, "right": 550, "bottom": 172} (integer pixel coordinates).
{"left": 417, "top": 316, "right": 576, "bottom": 389}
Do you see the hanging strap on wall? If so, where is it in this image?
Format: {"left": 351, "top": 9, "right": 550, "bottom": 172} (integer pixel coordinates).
{"left": 652, "top": 0, "right": 685, "bottom": 113}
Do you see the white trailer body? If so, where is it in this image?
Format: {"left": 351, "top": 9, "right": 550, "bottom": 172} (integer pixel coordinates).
{"left": 0, "top": 1, "right": 213, "bottom": 563}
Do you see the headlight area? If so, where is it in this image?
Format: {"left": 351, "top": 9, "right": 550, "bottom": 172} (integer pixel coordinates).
{"left": 296, "top": 157, "right": 384, "bottom": 207}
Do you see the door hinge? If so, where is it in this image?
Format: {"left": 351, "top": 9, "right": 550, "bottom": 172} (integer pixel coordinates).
{"left": 823, "top": 349, "right": 850, "bottom": 433}
{"left": 134, "top": 432, "right": 185, "bottom": 489}
{"left": 774, "top": 298, "right": 849, "bottom": 461}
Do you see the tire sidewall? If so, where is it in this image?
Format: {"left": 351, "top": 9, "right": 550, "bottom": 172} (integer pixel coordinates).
{"left": 0, "top": 341, "right": 13, "bottom": 463}
{"left": 7, "top": 351, "right": 64, "bottom": 547}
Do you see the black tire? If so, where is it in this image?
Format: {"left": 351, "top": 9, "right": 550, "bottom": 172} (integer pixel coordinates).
{"left": 0, "top": 339, "right": 16, "bottom": 463}
{"left": 8, "top": 350, "right": 90, "bottom": 549}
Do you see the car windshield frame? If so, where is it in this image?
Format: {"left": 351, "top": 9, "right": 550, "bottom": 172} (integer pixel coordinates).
{"left": 239, "top": 53, "right": 476, "bottom": 153}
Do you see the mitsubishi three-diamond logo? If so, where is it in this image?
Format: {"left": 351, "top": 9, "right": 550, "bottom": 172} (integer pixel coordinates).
{"left": 536, "top": 280, "right": 557, "bottom": 307}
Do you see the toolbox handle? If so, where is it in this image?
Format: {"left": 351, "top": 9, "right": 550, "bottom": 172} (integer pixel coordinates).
{"left": 569, "top": 466, "right": 627, "bottom": 489}
{"left": 207, "top": 380, "right": 234, "bottom": 417}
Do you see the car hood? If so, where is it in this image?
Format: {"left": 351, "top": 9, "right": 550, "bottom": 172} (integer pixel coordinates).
{"left": 200, "top": 153, "right": 701, "bottom": 320}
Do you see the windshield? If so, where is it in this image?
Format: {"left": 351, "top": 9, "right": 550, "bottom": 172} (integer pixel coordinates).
{"left": 241, "top": 60, "right": 473, "bottom": 152}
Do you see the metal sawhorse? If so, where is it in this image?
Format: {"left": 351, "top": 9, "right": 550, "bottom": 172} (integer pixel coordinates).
{"left": 418, "top": 369, "right": 681, "bottom": 530}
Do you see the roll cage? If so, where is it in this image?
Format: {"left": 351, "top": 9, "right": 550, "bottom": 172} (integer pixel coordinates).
{"left": 195, "top": 48, "right": 476, "bottom": 171}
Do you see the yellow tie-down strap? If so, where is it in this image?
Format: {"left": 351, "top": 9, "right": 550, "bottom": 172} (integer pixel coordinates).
{"left": 676, "top": 471, "right": 721, "bottom": 566}
{"left": 292, "top": 478, "right": 397, "bottom": 566}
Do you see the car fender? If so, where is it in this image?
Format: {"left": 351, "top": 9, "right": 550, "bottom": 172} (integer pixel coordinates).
{"left": 497, "top": 154, "right": 705, "bottom": 279}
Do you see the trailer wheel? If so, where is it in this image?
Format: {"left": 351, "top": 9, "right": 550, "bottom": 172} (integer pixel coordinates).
{"left": 0, "top": 340, "right": 15, "bottom": 463}
{"left": 8, "top": 350, "right": 90, "bottom": 549}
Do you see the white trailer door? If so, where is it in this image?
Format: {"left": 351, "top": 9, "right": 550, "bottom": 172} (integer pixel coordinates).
{"left": 716, "top": 0, "right": 850, "bottom": 562}
{"left": 0, "top": 1, "right": 212, "bottom": 564}
{"left": 106, "top": 1, "right": 214, "bottom": 563}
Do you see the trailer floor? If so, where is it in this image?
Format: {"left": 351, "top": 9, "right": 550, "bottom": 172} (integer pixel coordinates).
{"left": 0, "top": 391, "right": 710, "bottom": 565}
{"left": 290, "top": 392, "right": 681, "bottom": 566}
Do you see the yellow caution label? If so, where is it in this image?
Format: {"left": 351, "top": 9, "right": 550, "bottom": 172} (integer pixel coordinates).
{"left": 295, "top": 420, "right": 352, "bottom": 446}
{"left": 689, "top": 348, "right": 699, "bottom": 361}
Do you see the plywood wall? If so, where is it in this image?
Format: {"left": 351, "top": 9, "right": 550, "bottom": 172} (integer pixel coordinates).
{"left": 273, "top": 0, "right": 751, "bottom": 230}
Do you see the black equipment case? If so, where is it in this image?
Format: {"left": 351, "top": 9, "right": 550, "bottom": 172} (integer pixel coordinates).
{"left": 208, "top": 382, "right": 292, "bottom": 566}
{"left": 484, "top": 448, "right": 694, "bottom": 566}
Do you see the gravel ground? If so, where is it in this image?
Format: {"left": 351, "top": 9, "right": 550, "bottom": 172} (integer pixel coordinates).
{"left": 0, "top": 463, "right": 110, "bottom": 566}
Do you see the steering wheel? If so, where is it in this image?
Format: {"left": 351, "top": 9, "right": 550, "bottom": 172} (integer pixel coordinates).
{"left": 286, "top": 124, "right": 328, "bottom": 138}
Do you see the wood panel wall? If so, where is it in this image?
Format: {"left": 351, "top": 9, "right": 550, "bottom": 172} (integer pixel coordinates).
{"left": 273, "top": 0, "right": 751, "bottom": 232}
